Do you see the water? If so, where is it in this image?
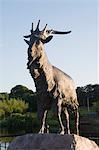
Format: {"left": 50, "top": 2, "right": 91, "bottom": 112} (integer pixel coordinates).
{"left": 0, "top": 142, "right": 9, "bottom": 150}
{"left": 0, "top": 129, "right": 23, "bottom": 150}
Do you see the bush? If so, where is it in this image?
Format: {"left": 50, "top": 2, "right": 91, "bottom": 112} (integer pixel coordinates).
{"left": 0, "top": 109, "right": 5, "bottom": 119}
{"left": 0, "top": 113, "right": 39, "bottom": 132}
{"left": 0, "top": 113, "right": 27, "bottom": 130}
{"left": 0, "top": 113, "right": 25, "bottom": 129}
{"left": 0, "top": 99, "right": 28, "bottom": 118}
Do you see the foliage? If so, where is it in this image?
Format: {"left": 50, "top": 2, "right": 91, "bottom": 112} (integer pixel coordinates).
{"left": 0, "top": 113, "right": 39, "bottom": 132}
{"left": 76, "top": 84, "right": 99, "bottom": 107}
{"left": 0, "top": 93, "right": 9, "bottom": 100}
{"left": 92, "top": 101, "right": 99, "bottom": 114}
{"left": 0, "top": 109, "right": 5, "bottom": 119}
{"left": 9, "top": 85, "right": 32, "bottom": 99}
{"left": 0, "top": 99, "right": 28, "bottom": 118}
{"left": 9, "top": 85, "right": 37, "bottom": 112}
{"left": 0, "top": 84, "right": 99, "bottom": 134}
{"left": 1, "top": 84, "right": 99, "bottom": 113}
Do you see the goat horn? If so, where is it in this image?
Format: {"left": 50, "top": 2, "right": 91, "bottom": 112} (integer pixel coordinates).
{"left": 31, "top": 23, "right": 33, "bottom": 33}
{"left": 52, "top": 30, "right": 71, "bottom": 34}
{"left": 24, "top": 39, "right": 30, "bottom": 45}
{"left": 24, "top": 35, "right": 31, "bottom": 38}
{"left": 43, "top": 24, "right": 47, "bottom": 31}
{"left": 35, "top": 20, "right": 40, "bottom": 31}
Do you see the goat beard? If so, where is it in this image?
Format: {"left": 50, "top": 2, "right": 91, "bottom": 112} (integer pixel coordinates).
{"left": 27, "top": 55, "right": 42, "bottom": 69}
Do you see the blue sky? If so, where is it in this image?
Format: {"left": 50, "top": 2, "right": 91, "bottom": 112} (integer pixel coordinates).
{"left": 0, "top": 0, "right": 98, "bottom": 93}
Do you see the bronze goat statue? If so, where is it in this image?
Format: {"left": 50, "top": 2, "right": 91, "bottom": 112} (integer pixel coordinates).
{"left": 24, "top": 20, "right": 79, "bottom": 135}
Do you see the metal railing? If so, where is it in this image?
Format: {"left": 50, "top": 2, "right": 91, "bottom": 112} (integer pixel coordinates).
{"left": 0, "top": 142, "right": 9, "bottom": 150}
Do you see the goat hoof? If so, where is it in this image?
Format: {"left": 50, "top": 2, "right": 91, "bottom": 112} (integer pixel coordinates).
{"left": 67, "top": 131, "right": 70, "bottom": 134}
{"left": 39, "top": 129, "right": 44, "bottom": 134}
{"left": 60, "top": 131, "right": 65, "bottom": 135}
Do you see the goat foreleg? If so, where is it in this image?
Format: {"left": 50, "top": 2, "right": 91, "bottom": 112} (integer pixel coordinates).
{"left": 39, "top": 110, "right": 48, "bottom": 134}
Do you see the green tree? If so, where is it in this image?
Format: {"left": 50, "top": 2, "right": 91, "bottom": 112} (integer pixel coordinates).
{"left": 92, "top": 84, "right": 99, "bottom": 101}
{"left": 0, "top": 92, "right": 9, "bottom": 100}
{"left": 0, "top": 109, "right": 5, "bottom": 119}
{"left": 76, "top": 86, "right": 86, "bottom": 106}
{"left": 76, "top": 84, "right": 99, "bottom": 107}
{"left": 9, "top": 85, "right": 37, "bottom": 112}
{"left": 0, "top": 98, "right": 28, "bottom": 118}
{"left": 9, "top": 85, "right": 31, "bottom": 98}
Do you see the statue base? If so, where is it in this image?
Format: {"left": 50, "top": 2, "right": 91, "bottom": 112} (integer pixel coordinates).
{"left": 8, "top": 133, "right": 99, "bottom": 150}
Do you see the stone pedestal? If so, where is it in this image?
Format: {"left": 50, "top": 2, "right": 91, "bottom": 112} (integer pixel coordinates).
{"left": 8, "top": 133, "right": 99, "bottom": 150}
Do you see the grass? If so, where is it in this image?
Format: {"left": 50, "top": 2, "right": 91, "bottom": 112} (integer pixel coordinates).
{"left": 79, "top": 107, "right": 95, "bottom": 116}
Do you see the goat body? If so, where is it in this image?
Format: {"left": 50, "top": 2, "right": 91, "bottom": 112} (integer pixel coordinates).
{"left": 24, "top": 21, "right": 79, "bottom": 134}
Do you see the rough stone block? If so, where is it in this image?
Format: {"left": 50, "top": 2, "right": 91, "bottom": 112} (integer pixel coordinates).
{"left": 8, "top": 134, "right": 99, "bottom": 150}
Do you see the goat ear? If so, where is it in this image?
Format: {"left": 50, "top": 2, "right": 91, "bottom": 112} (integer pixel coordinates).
{"left": 41, "top": 36, "right": 53, "bottom": 44}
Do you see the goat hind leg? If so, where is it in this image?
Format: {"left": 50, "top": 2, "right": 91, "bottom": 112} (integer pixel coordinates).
{"left": 64, "top": 108, "right": 70, "bottom": 134}
{"left": 58, "top": 104, "right": 65, "bottom": 134}
{"left": 74, "top": 109, "right": 79, "bottom": 135}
